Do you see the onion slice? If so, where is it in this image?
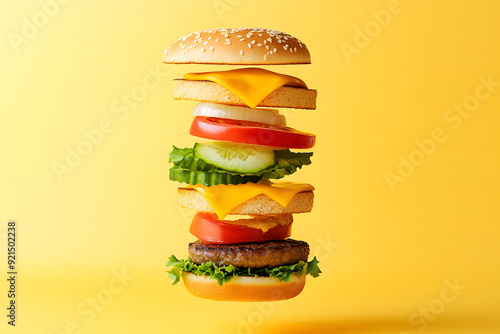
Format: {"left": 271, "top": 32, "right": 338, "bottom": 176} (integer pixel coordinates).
{"left": 193, "top": 102, "right": 287, "bottom": 126}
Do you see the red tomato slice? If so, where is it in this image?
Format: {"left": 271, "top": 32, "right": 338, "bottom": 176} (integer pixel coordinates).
{"left": 189, "top": 213, "right": 292, "bottom": 244}
{"left": 189, "top": 116, "right": 316, "bottom": 149}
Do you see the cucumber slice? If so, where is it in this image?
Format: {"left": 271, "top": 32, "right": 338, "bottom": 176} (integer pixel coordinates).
{"left": 169, "top": 167, "right": 261, "bottom": 186}
{"left": 193, "top": 142, "right": 276, "bottom": 173}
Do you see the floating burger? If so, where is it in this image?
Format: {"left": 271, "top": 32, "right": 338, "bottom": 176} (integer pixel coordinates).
{"left": 164, "top": 28, "right": 321, "bottom": 301}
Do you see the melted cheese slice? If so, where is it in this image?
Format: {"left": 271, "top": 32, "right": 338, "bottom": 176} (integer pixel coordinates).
{"left": 183, "top": 68, "right": 308, "bottom": 108}
{"left": 187, "top": 182, "right": 314, "bottom": 219}
{"left": 224, "top": 214, "right": 293, "bottom": 233}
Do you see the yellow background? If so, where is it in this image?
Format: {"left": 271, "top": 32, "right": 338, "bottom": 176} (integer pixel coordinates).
{"left": 1, "top": 0, "right": 499, "bottom": 333}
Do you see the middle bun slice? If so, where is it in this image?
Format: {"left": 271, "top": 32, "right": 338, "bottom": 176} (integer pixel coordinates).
{"left": 178, "top": 187, "right": 314, "bottom": 216}
{"left": 174, "top": 79, "right": 317, "bottom": 110}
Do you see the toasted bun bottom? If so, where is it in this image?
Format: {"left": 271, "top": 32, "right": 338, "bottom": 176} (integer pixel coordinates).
{"left": 173, "top": 79, "right": 317, "bottom": 110}
{"left": 182, "top": 272, "right": 306, "bottom": 301}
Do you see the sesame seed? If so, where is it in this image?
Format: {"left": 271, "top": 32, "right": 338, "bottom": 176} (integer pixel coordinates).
{"left": 251, "top": 40, "right": 256, "bottom": 44}
{"left": 239, "top": 38, "right": 245, "bottom": 41}
{"left": 248, "top": 43, "right": 252, "bottom": 48}
{"left": 273, "top": 48, "right": 277, "bottom": 52}
{"left": 263, "top": 54, "right": 268, "bottom": 61}
{"left": 289, "top": 48, "right": 293, "bottom": 53}
{"left": 181, "top": 45, "right": 186, "bottom": 48}
{"left": 226, "top": 41, "right": 232, "bottom": 45}
{"left": 263, "top": 40, "right": 267, "bottom": 45}
{"left": 265, "top": 45, "right": 270, "bottom": 50}
{"left": 204, "top": 41, "right": 208, "bottom": 45}
{"left": 258, "top": 33, "right": 263, "bottom": 36}
{"left": 294, "top": 47, "right": 297, "bottom": 52}
{"left": 257, "top": 43, "right": 262, "bottom": 46}
{"left": 236, "top": 35, "right": 242, "bottom": 38}
{"left": 209, "top": 46, "right": 214, "bottom": 51}
{"left": 201, "top": 48, "right": 205, "bottom": 52}
{"left": 215, "top": 38, "right": 220, "bottom": 42}
{"left": 208, "top": 36, "right": 212, "bottom": 40}
{"left": 240, "top": 50, "right": 244, "bottom": 56}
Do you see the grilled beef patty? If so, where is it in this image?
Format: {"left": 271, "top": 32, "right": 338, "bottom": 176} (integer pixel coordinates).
{"left": 188, "top": 239, "right": 309, "bottom": 268}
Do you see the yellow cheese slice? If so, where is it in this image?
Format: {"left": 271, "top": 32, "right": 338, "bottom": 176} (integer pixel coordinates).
{"left": 183, "top": 68, "right": 308, "bottom": 108}
{"left": 187, "top": 182, "right": 314, "bottom": 219}
{"left": 223, "top": 214, "right": 293, "bottom": 233}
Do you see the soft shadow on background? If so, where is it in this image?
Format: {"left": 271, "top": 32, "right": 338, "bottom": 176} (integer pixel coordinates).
{"left": 255, "top": 315, "right": 499, "bottom": 334}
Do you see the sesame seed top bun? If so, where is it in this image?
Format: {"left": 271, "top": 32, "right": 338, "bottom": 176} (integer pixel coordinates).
{"left": 163, "top": 28, "right": 311, "bottom": 65}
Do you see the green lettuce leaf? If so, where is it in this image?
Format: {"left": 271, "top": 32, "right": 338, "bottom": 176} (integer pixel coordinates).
{"left": 306, "top": 256, "right": 322, "bottom": 277}
{"left": 169, "top": 166, "right": 261, "bottom": 187}
{"left": 260, "top": 149, "right": 313, "bottom": 179}
{"left": 168, "top": 147, "right": 193, "bottom": 164}
{"left": 166, "top": 256, "right": 321, "bottom": 286}
{"left": 166, "top": 255, "right": 181, "bottom": 284}
{"left": 168, "top": 145, "right": 312, "bottom": 183}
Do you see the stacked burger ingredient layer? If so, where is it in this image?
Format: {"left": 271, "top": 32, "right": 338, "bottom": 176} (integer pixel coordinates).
{"left": 164, "top": 28, "right": 321, "bottom": 302}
